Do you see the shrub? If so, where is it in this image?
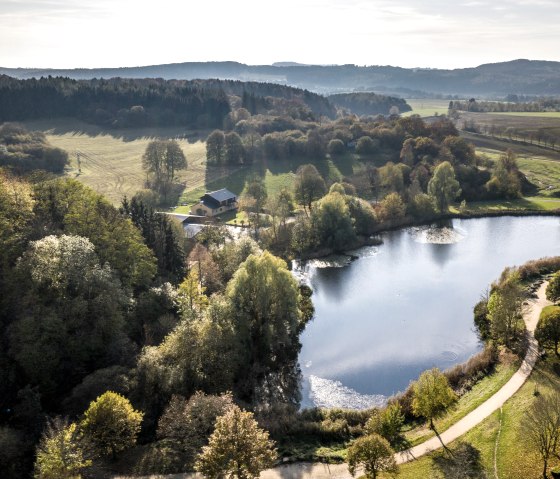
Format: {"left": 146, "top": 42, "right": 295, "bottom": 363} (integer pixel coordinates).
{"left": 444, "top": 346, "right": 497, "bottom": 392}
{"left": 80, "top": 391, "right": 143, "bottom": 458}
{"left": 327, "top": 139, "right": 345, "bottom": 156}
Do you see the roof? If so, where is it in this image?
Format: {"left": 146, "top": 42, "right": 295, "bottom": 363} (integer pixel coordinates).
{"left": 207, "top": 188, "right": 236, "bottom": 203}
{"left": 200, "top": 196, "right": 221, "bottom": 209}
{"left": 184, "top": 224, "right": 205, "bottom": 239}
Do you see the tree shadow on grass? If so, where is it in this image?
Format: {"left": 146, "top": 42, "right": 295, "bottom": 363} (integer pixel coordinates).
{"left": 23, "top": 118, "right": 210, "bottom": 143}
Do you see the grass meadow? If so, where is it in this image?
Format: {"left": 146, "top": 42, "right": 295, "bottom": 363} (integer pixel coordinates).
{"left": 403, "top": 99, "right": 451, "bottom": 117}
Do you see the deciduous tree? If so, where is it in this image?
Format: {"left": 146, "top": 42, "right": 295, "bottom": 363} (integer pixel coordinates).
{"left": 206, "top": 130, "right": 226, "bottom": 165}
{"left": 80, "top": 391, "right": 143, "bottom": 458}
{"left": 546, "top": 272, "right": 560, "bottom": 303}
{"left": 535, "top": 306, "right": 560, "bottom": 355}
{"left": 34, "top": 418, "right": 90, "bottom": 479}
{"left": 195, "top": 405, "right": 277, "bottom": 479}
{"left": 347, "top": 433, "right": 398, "bottom": 479}
{"left": 428, "top": 161, "right": 461, "bottom": 212}
{"left": 412, "top": 368, "right": 456, "bottom": 430}
{"left": 294, "top": 164, "right": 326, "bottom": 214}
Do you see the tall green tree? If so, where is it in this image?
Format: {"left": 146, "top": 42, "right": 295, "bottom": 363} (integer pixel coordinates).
{"left": 428, "top": 161, "right": 461, "bottom": 212}
{"left": 294, "top": 164, "right": 326, "bottom": 214}
{"left": 80, "top": 391, "right": 143, "bottom": 459}
{"left": 121, "top": 196, "right": 186, "bottom": 282}
{"left": 312, "top": 192, "right": 356, "bottom": 252}
{"left": 535, "top": 306, "right": 560, "bottom": 355}
{"left": 412, "top": 368, "right": 456, "bottom": 430}
{"left": 347, "top": 433, "right": 398, "bottom": 479}
{"left": 226, "top": 251, "right": 304, "bottom": 404}
{"left": 195, "top": 405, "right": 277, "bottom": 479}
{"left": 206, "top": 130, "right": 226, "bottom": 165}
{"left": 142, "top": 140, "right": 187, "bottom": 197}
{"left": 225, "top": 132, "right": 245, "bottom": 164}
{"left": 485, "top": 149, "right": 521, "bottom": 199}
{"left": 34, "top": 419, "right": 90, "bottom": 479}
{"left": 10, "top": 235, "right": 128, "bottom": 398}
{"left": 546, "top": 272, "right": 560, "bottom": 303}
{"left": 240, "top": 176, "right": 268, "bottom": 236}
{"left": 487, "top": 274, "right": 523, "bottom": 347}
{"left": 32, "top": 179, "right": 156, "bottom": 289}
{"left": 366, "top": 403, "right": 406, "bottom": 450}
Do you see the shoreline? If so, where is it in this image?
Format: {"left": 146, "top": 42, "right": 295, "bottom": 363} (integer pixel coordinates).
{"left": 298, "top": 209, "right": 560, "bottom": 260}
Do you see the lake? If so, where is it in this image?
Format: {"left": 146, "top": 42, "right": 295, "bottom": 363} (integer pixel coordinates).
{"left": 295, "top": 216, "right": 560, "bottom": 409}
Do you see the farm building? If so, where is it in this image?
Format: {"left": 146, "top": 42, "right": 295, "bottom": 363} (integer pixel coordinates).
{"left": 190, "top": 188, "right": 238, "bottom": 217}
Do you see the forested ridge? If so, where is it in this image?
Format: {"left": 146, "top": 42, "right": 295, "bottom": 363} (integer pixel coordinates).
{"left": 3, "top": 59, "right": 560, "bottom": 95}
{"left": 0, "top": 75, "right": 339, "bottom": 129}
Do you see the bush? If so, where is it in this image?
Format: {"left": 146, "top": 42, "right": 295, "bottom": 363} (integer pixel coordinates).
{"left": 156, "top": 392, "right": 234, "bottom": 471}
{"left": 356, "top": 136, "right": 379, "bottom": 155}
{"left": 444, "top": 346, "right": 497, "bottom": 392}
{"left": 517, "top": 256, "right": 560, "bottom": 281}
{"left": 327, "top": 139, "right": 345, "bottom": 156}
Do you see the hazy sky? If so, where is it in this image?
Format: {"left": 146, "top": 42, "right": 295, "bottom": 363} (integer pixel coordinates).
{"left": 1, "top": 0, "right": 559, "bottom": 69}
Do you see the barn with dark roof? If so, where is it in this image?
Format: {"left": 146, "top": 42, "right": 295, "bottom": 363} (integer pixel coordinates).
{"left": 190, "top": 188, "right": 238, "bottom": 217}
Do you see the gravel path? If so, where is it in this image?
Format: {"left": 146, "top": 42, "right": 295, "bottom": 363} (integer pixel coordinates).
{"left": 395, "top": 280, "right": 550, "bottom": 464}
{"left": 115, "top": 282, "right": 551, "bottom": 479}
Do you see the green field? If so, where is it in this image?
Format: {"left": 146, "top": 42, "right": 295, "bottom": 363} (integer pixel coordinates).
{"left": 22, "top": 117, "right": 560, "bottom": 215}
{"left": 404, "top": 99, "right": 452, "bottom": 117}
{"left": 459, "top": 111, "right": 560, "bottom": 150}
{"left": 394, "top": 354, "right": 560, "bottom": 479}
{"left": 23, "top": 119, "right": 214, "bottom": 205}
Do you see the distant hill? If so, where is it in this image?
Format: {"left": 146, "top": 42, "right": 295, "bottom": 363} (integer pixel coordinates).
{"left": 1, "top": 59, "right": 560, "bottom": 96}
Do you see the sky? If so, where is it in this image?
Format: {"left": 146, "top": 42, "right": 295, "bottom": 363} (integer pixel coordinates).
{"left": 1, "top": 0, "right": 560, "bottom": 69}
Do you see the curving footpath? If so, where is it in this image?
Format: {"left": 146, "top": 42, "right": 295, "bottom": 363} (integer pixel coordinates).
{"left": 395, "top": 280, "right": 550, "bottom": 464}
{"left": 118, "top": 282, "right": 551, "bottom": 479}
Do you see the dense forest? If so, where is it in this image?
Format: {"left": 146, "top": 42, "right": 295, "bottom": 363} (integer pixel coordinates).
{"left": 0, "top": 170, "right": 315, "bottom": 477}
{"left": 0, "top": 75, "right": 231, "bottom": 128}
{"left": 3, "top": 59, "right": 560, "bottom": 96}
{"left": 328, "top": 92, "right": 412, "bottom": 116}
{"left": 0, "top": 76, "right": 339, "bottom": 129}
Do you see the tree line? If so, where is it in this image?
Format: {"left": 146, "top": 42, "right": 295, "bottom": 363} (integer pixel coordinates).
{"left": 0, "top": 75, "right": 231, "bottom": 128}
{"left": 328, "top": 92, "right": 412, "bottom": 116}
{"left": 450, "top": 98, "right": 560, "bottom": 113}
{"left": 0, "top": 123, "right": 68, "bottom": 174}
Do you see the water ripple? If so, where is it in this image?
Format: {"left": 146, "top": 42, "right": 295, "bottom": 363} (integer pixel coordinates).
{"left": 308, "top": 375, "right": 387, "bottom": 410}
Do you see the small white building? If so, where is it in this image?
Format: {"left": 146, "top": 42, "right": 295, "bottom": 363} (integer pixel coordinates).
{"left": 190, "top": 188, "right": 238, "bottom": 217}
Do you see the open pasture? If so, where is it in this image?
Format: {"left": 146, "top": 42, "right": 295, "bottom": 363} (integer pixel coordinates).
{"left": 23, "top": 119, "right": 216, "bottom": 205}
{"left": 403, "top": 98, "right": 451, "bottom": 117}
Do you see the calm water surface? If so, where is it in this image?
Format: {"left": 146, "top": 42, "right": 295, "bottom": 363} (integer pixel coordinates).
{"left": 296, "top": 216, "right": 560, "bottom": 409}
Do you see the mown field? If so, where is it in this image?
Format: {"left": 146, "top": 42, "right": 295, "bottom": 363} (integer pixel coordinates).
{"left": 404, "top": 99, "right": 451, "bottom": 117}
{"left": 23, "top": 119, "right": 216, "bottom": 205}
{"left": 459, "top": 111, "right": 560, "bottom": 148}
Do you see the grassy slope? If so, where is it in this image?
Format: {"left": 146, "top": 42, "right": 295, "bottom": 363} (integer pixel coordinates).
{"left": 405, "top": 362, "right": 518, "bottom": 447}
{"left": 23, "top": 119, "right": 212, "bottom": 205}
{"left": 459, "top": 131, "right": 560, "bottom": 211}
{"left": 393, "top": 355, "right": 560, "bottom": 479}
